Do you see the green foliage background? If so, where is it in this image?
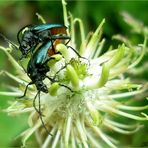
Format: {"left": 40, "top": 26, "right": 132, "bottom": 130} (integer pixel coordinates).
{"left": 0, "top": 0, "right": 148, "bottom": 147}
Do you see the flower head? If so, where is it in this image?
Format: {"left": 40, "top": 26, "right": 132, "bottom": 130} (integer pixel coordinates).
{"left": 0, "top": 0, "right": 148, "bottom": 147}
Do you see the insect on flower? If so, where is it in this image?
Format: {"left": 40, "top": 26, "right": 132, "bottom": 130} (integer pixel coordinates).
{"left": 16, "top": 21, "right": 89, "bottom": 136}
{"left": 17, "top": 23, "right": 84, "bottom": 135}
{"left": 0, "top": 24, "right": 74, "bottom": 135}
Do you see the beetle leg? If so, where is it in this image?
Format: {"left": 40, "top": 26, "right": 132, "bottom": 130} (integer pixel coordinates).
{"left": 67, "top": 46, "right": 83, "bottom": 58}
{"left": 59, "top": 83, "right": 74, "bottom": 92}
{"left": 53, "top": 63, "right": 68, "bottom": 80}
{"left": 46, "top": 75, "right": 55, "bottom": 82}
{"left": 46, "top": 75, "right": 74, "bottom": 93}
{"left": 48, "top": 31, "right": 55, "bottom": 51}
{"left": 67, "top": 46, "right": 90, "bottom": 65}
{"left": 65, "top": 36, "right": 71, "bottom": 45}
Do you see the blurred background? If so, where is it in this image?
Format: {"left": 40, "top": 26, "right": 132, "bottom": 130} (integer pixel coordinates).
{"left": 0, "top": 0, "right": 148, "bottom": 147}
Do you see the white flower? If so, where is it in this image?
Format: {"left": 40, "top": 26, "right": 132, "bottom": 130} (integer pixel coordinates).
{"left": 0, "top": 0, "right": 148, "bottom": 147}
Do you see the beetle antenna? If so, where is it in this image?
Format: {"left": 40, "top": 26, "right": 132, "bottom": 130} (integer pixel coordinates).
{"left": 33, "top": 91, "right": 52, "bottom": 136}
{"left": 0, "top": 33, "right": 18, "bottom": 50}
{"left": 16, "top": 81, "right": 33, "bottom": 99}
{"left": 33, "top": 91, "right": 41, "bottom": 114}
